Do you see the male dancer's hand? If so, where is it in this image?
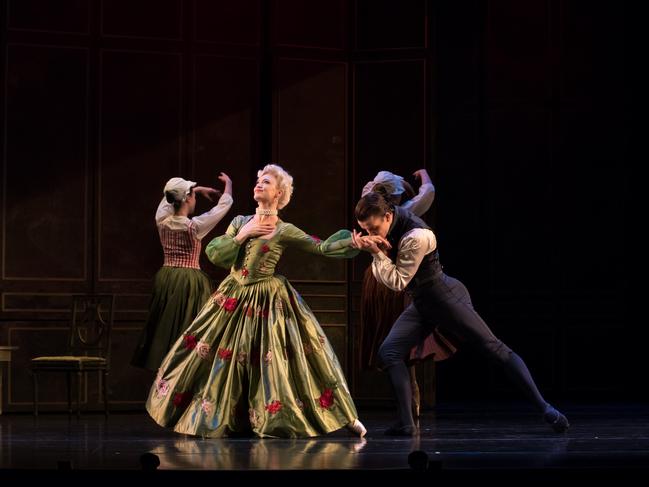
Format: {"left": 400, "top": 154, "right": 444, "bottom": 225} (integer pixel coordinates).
{"left": 351, "top": 230, "right": 385, "bottom": 254}
{"left": 365, "top": 235, "right": 391, "bottom": 253}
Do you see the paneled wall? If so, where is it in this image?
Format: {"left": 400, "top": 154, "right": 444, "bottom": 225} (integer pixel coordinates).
{"left": 0, "top": 1, "right": 630, "bottom": 412}
{"left": 0, "top": 0, "right": 264, "bottom": 411}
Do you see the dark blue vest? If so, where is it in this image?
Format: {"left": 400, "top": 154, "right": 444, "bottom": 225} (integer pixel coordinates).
{"left": 386, "top": 206, "right": 443, "bottom": 291}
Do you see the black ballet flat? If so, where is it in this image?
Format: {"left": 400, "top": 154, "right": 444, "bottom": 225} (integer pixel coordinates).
{"left": 544, "top": 406, "right": 570, "bottom": 433}
{"left": 384, "top": 424, "right": 418, "bottom": 437}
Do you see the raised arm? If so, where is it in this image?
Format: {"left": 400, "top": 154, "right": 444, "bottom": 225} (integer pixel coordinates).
{"left": 191, "top": 172, "right": 234, "bottom": 239}
{"left": 155, "top": 197, "right": 174, "bottom": 224}
{"left": 401, "top": 169, "right": 435, "bottom": 217}
{"left": 191, "top": 193, "right": 233, "bottom": 239}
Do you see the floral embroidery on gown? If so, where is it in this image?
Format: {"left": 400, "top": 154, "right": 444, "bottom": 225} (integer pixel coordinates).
{"left": 146, "top": 215, "right": 360, "bottom": 438}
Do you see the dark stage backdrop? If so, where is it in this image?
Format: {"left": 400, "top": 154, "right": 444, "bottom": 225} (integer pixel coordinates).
{"left": 0, "top": 0, "right": 629, "bottom": 412}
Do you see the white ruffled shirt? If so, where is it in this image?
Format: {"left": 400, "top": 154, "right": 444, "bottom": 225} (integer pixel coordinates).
{"left": 371, "top": 227, "right": 437, "bottom": 292}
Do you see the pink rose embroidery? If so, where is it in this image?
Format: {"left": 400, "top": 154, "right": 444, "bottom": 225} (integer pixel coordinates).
{"left": 201, "top": 399, "right": 214, "bottom": 415}
{"left": 249, "top": 408, "right": 260, "bottom": 427}
{"left": 264, "top": 350, "right": 273, "bottom": 364}
{"left": 195, "top": 341, "right": 211, "bottom": 360}
{"left": 156, "top": 379, "right": 169, "bottom": 397}
{"left": 211, "top": 292, "right": 226, "bottom": 306}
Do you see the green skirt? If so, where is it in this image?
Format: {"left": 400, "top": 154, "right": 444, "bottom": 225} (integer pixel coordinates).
{"left": 132, "top": 267, "right": 212, "bottom": 371}
{"left": 146, "top": 273, "right": 358, "bottom": 438}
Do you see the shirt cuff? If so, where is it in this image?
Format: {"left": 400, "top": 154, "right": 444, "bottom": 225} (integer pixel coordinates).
{"left": 372, "top": 251, "right": 389, "bottom": 262}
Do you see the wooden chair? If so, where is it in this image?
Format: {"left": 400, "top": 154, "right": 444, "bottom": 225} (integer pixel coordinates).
{"left": 31, "top": 294, "right": 115, "bottom": 416}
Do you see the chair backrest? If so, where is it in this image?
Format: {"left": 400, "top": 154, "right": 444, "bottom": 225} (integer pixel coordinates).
{"left": 68, "top": 294, "right": 115, "bottom": 364}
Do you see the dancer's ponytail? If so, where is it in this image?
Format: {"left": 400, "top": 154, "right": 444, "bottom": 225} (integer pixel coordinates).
{"left": 355, "top": 183, "right": 394, "bottom": 221}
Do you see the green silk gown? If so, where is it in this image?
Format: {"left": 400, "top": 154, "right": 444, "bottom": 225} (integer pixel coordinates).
{"left": 146, "top": 215, "right": 361, "bottom": 438}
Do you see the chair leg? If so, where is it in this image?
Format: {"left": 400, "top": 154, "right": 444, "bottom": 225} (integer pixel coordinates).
{"left": 103, "top": 371, "right": 109, "bottom": 417}
{"left": 66, "top": 372, "right": 72, "bottom": 415}
{"left": 32, "top": 371, "right": 39, "bottom": 417}
{"left": 77, "top": 371, "right": 82, "bottom": 418}
{"left": 1, "top": 363, "right": 4, "bottom": 415}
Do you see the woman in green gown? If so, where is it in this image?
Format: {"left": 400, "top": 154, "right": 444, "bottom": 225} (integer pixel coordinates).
{"left": 146, "top": 164, "right": 366, "bottom": 438}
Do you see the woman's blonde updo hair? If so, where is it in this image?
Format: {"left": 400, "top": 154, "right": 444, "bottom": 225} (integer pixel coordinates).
{"left": 257, "top": 164, "right": 294, "bottom": 209}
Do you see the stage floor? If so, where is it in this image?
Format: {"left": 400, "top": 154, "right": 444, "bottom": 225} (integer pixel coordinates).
{"left": 1, "top": 402, "right": 648, "bottom": 475}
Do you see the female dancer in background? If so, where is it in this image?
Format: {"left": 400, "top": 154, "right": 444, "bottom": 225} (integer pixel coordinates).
{"left": 131, "top": 173, "right": 233, "bottom": 371}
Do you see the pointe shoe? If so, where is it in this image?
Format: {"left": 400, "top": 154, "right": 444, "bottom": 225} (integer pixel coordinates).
{"left": 384, "top": 423, "right": 418, "bottom": 437}
{"left": 351, "top": 438, "right": 368, "bottom": 452}
{"left": 544, "top": 406, "right": 570, "bottom": 433}
{"left": 347, "top": 419, "right": 367, "bottom": 438}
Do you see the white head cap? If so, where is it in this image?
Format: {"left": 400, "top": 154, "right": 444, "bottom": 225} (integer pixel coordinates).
{"left": 361, "top": 171, "right": 405, "bottom": 197}
{"left": 163, "top": 177, "right": 196, "bottom": 203}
